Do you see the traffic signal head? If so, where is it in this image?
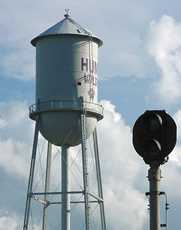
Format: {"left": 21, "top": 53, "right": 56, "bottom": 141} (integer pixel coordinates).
{"left": 133, "top": 110, "right": 177, "bottom": 165}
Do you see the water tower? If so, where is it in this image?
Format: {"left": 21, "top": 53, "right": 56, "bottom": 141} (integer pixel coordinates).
{"left": 23, "top": 10, "right": 106, "bottom": 230}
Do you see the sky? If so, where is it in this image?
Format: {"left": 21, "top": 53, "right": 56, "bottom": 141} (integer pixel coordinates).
{"left": 1, "top": 0, "right": 181, "bottom": 229}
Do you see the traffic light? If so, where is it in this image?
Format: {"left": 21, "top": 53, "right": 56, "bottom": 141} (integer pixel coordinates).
{"left": 133, "top": 110, "right": 177, "bottom": 165}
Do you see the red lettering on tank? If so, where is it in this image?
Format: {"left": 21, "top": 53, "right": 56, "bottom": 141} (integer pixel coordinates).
{"left": 81, "top": 57, "right": 97, "bottom": 74}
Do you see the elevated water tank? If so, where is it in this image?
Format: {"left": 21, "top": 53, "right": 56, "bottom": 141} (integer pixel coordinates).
{"left": 30, "top": 12, "right": 103, "bottom": 146}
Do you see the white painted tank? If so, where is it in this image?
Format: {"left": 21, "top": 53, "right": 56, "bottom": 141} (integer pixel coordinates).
{"left": 30, "top": 12, "right": 103, "bottom": 146}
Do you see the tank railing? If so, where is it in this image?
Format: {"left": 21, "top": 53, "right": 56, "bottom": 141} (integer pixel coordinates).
{"left": 29, "top": 99, "right": 104, "bottom": 120}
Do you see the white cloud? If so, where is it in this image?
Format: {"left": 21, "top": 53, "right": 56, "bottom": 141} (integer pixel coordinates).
{"left": 0, "top": 101, "right": 33, "bottom": 179}
{"left": 168, "top": 109, "right": 181, "bottom": 169}
{"left": 147, "top": 15, "right": 181, "bottom": 103}
{"left": 0, "top": 139, "right": 30, "bottom": 179}
{"left": 0, "top": 101, "right": 27, "bottom": 127}
{"left": 174, "top": 110, "right": 181, "bottom": 141}
{"left": 157, "top": 109, "right": 181, "bottom": 200}
{"left": 1, "top": 50, "right": 35, "bottom": 81}
{"left": 98, "top": 100, "right": 147, "bottom": 230}
{"left": 104, "top": 186, "right": 147, "bottom": 229}
{"left": 0, "top": 101, "right": 32, "bottom": 142}
{"left": 0, "top": 118, "right": 7, "bottom": 128}
{"left": 0, "top": 210, "right": 40, "bottom": 230}
{"left": 0, "top": 214, "right": 20, "bottom": 230}
{"left": 161, "top": 154, "right": 181, "bottom": 200}
{"left": 99, "top": 100, "right": 142, "bottom": 183}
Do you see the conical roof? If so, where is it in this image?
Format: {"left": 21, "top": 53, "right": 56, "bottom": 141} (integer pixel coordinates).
{"left": 31, "top": 12, "right": 103, "bottom": 46}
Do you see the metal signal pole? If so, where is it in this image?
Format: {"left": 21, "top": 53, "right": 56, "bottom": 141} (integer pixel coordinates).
{"left": 148, "top": 163, "right": 161, "bottom": 230}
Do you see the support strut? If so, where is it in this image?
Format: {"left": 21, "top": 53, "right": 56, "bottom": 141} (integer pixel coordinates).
{"left": 23, "top": 121, "right": 39, "bottom": 230}
{"left": 42, "top": 142, "right": 52, "bottom": 230}
{"left": 93, "top": 129, "right": 107, "bottom": 230}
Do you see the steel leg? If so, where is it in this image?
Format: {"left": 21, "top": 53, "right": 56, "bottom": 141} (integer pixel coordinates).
{"left": 93, "top": 129, "right": 106, "bottom": 230}
{"left": 23, "top": 121, "right": 39, "bottom": 230}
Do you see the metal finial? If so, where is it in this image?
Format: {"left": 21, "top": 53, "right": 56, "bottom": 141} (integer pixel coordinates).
{"left": 64, "top": 8, "right": 70, "bottom": 18}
